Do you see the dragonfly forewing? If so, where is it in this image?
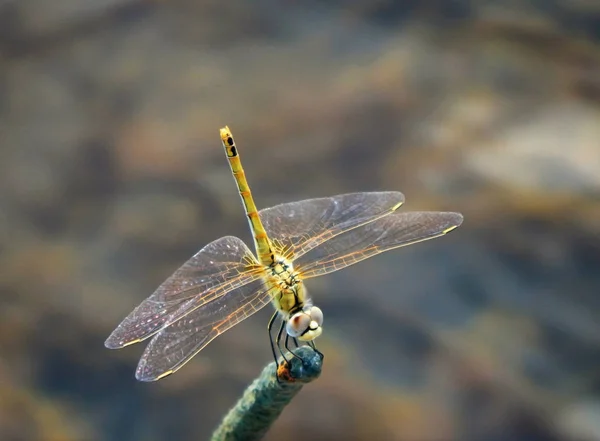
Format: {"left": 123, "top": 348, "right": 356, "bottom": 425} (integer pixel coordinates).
{"left": 295, "top": 211, "right": 463, "bottom": 278}
{"left": 259, "top": 192, "right": 404, "bottom": 260}
{"left": 105, "top": 236, "right": 262, "bottom": 349}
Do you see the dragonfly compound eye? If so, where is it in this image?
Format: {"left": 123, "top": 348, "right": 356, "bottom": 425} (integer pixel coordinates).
{"left": 308, "top": 306, "right": 323, "bottom": 326}
{"left": 286, "top": 312, "right": 310, "bottom": 338}
{"left": 289, "top": 307, "right": 323, "bottom": 342}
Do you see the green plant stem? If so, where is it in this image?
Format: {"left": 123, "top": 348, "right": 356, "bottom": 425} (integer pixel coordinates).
{"left": 210, "top": 346, "right": 324, "bottom": 441}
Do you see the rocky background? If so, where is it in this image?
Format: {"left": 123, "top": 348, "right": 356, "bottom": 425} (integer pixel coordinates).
{"left": 1, "top": 1, "right": 600, "bottom": 440}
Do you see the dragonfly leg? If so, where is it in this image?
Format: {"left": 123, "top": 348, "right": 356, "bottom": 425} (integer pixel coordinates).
{"left": 276, "top": 319, "right": 290, "bottom": 364}
{"left": 285, "top": 334, "right": 303, "bottom": 361}
{"left": 308, "top": 340, "right": 323, "bottom": 358}
{"left": 270, "top": 314, "right": 289, "bottom": 383}
{"left": 292, "top": 337, "right": 300, "bottom": 348}
{"left": 267, "top": 311, "right": 279, "bottom": 366}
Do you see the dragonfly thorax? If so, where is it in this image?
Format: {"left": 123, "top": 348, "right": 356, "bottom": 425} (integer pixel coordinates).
{"left": 267, "top": 255, "right": 311, "bottom": 317}
{"left": 269, "top": 256, "right": 299, "bottom": 288}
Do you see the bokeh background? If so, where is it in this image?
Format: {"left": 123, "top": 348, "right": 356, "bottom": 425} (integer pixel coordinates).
{"left": 1, "top": 1, "right": 600, "bottom": 440}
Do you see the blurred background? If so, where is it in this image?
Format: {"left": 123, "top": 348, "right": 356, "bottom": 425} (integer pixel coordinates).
{"left": 1, "top": 1, "right": 600, "bottom": 440}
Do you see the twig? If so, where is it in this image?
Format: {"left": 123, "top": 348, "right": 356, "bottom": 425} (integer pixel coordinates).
{"left": 210, "top": 346, "right": 324, "bottom": 441}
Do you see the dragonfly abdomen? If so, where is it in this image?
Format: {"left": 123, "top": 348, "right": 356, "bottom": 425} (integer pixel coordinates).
{"left": 220, "top": 126, "right": 274, "bottom": 267}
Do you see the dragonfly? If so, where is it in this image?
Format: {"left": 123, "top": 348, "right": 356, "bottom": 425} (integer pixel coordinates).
{"left": 105, "top": 126, "right": 463, "bottom": 381}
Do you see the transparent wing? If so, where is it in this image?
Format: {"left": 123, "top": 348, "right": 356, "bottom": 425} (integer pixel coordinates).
{"left": 135, "top": 280, "right": 275, "bottom": 381}
{"left": 259, "top": 192, "right": 404, "bottom": 260}
{"left": 105, "top": 236, "right": 263, "bottom": 349}
{"left": 295, "top": 211, "right": 463, "bottom": 279}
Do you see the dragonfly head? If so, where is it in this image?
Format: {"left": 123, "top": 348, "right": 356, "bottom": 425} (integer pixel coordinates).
{"left": 286, "top": 305, "right": 323, "bottom": 341}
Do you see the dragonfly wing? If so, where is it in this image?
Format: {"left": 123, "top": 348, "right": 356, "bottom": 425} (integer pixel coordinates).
{"left": 105, "top": 236, "right": 262, "bottom": 349}
{"left": 259, "top": 192, "right": 404, "bottom": 260}
{"left": 135, "top": 280, "right": 275, "bottom": 381}
{"left": 295, "top": 211, "right": 463, "bottom": 278}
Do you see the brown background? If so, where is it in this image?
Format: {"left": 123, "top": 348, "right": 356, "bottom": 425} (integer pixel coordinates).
{"left": 1, "top": 1, "right": 600, "bottom": 440}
